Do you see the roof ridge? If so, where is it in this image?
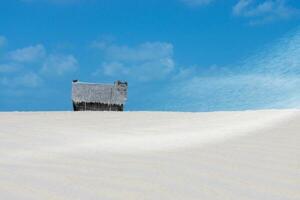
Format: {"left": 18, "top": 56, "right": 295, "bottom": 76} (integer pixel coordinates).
{"left": 74, "top": 81, "right": 114, "bottom": 86}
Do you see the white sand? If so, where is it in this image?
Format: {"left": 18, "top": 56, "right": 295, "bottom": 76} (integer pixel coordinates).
{"left": 0, "top": 110, "right": 299, "bottom": 200}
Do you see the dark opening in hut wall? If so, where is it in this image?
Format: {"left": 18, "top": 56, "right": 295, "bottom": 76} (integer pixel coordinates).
{"left": 73, "top": 102, "right": 123, "bottom": 111}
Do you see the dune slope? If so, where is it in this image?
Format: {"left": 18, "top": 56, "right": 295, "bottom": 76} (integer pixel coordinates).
{"left": 0, "top": 110, "right": 299, "bottom": 200}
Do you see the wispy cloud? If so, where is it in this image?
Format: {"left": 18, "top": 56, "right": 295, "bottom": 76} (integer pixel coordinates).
{"left": 0, "top": 41, "right": 79, "bottom": 92}
{"left": 7, "top": 44, "right": 46, "bottom": 63}
{"left": 233, "top": 0, "right": 299, "bottom": 25}
{"left": 0, "top": 36, "right": 7, "bottom": 48}
{"left": 1, "top": 72, "right": 42, "bottom": 88}
{"left": 20, "top": 0, "right": 83, "bottom": 5}
{"left": 90, "top": 28, "right": 300, "bottom": 111}
{"left": 162, "top": 27, "right": 300, "bottom": 111}
{"left": 93, "top": 41, "right": 175, "bottom": 81}
{"left": 0, "top": 63, "right": 21, "bottom": 73}
{"left": 41, "top": 54, "right": 78, "bottom": 76}
{"left": 181, "top": 0, "right": 215, "bottom": 7}
{"left": 5, "top": 43, "right": 78, "bottom": 77}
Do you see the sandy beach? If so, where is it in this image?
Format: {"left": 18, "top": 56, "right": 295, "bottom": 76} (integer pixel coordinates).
{"left": 0, "top": 110, "right": 299, "bottom": 200}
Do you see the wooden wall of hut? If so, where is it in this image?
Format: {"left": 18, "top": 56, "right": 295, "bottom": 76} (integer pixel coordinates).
{"left": 73, "top": 102, "right": 123, "bottom": 111}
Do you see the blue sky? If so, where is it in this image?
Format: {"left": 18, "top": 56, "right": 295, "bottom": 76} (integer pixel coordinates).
{"left": 1, "top": 0, "right": 300, "bottom": 111}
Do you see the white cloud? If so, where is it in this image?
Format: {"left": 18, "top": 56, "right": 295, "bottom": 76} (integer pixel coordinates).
{"left": 241, "top": 27, "right": 300, "bottom": 75}
{"left": 8, "top": 44, "right": 46, "bottom": 63}
{"left": 0, "top": 63, "right": 21, "bottom": 73}
{"left": 163, "top": 27, "right": 300, "bottom": 111}
{"left": 4, "top": 43, "right": 78, "bottom": 77}
{"left": 233, "top": 0, "right": 252, "bottom": 15}
{"left": 0, "top": 42, "right": 79, "bottom": 95}
{"left": 21, "top": 0, "right": 82, "bottom": 4}
{"left": 0, "top": 41, "right": 80, "bottom": 99}
{"left": 93, "top": 41, "right": 175, "bottom": 81}
{"left": 1, "top": 72, "right": 42, "bottom": 88}
{"left": 167, "top": 74, "right": 300, "bottom": 111}
{"left": 98, "top": 42, "right": 173, "bottom": 63}
{"left": 41, "top": 54, "right": 78, "bottom": 76}
{"left": 233, "top": 0, "right": 299, "bottom": 25}
{"left": 100, "top": 61, "right": 129, "bottom": 77}
{"left": 0, "top": 36, "right": 7, "bottom": 48}
{"left": 181, "top": 0, "right": 215, "bottom": 7}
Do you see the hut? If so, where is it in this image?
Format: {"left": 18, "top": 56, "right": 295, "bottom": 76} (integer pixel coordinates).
{"left": 72, "top": 80, "right": 128, "bottom": 111}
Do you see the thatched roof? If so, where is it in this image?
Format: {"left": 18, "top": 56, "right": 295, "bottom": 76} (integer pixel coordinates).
{"left": 72, "top": 81, "right": 127, "bottom": 105}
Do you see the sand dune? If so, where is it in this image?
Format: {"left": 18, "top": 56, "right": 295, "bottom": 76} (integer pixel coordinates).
{"left": 0, "top": 110, "right": 299, "bottom": 200}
